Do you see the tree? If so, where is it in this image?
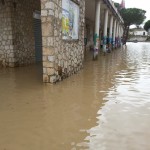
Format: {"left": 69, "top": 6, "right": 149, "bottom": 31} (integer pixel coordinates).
{"left": 144, "top": 20, "right": 150, "bottom": 31}
{"left": 120, "top": 8, "right": 146, "bottom": 44}
{"left": 114, "top": 2, "right": 121, "bottom": 11}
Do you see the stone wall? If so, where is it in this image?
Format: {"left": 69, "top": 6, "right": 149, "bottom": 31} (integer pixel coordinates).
{"left": 41, "top": 0, "right": 85, "bottom": 83}
{"left": 0, "top": 0, "right": 41, "bottom": 67}
{"left": 1, "top": 0, "right": 86, "bottom": 83}
{"left": 128, "top": 36, "right": 147, "bottom": 42}
{"left": 11, "top": 0, "right": 41, "bottom": 66}
{"left": 0, "top": 0, "right": 14, "bottom": 67}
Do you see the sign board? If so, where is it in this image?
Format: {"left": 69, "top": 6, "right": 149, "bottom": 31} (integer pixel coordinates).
{"left": 62, "top": 0, "right": 79, "bottom": 40}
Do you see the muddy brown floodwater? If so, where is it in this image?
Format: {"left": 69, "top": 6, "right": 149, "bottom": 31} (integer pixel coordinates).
{"left": 0, "top": 42, "right": 150, "bottom": 150}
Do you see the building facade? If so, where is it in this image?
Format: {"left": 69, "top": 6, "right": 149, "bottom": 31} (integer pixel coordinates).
{"left": 0, "top": 0, "right": 124, "bottom": 83}
{"left": 130, "top": 28, "right": 148, "bottom": 36}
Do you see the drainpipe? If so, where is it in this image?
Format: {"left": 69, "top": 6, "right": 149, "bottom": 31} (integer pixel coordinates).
{"left": 103, "top": 9, "right": 108, "bottom": 53}
{"left": 93, "top": 0, "right": 101, "bottom": 60}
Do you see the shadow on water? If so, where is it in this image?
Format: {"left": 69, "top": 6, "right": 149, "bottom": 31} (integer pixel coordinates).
{"left": 0, "top": 43, "right": 150, "bottom": 150}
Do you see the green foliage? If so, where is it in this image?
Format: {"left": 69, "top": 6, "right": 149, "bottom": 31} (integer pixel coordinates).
{"left": 114, "top": 2, "right": 121, "bottom": 10}
{"left": 144, "top": 20, "right": 150, "bottom": 31}
{"left": 120, "top": 8, "right": 146, "bottom": 26}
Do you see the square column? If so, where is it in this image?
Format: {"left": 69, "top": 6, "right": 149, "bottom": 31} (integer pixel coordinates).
{"left": 93, "top": 0, "right": 101, "bottom": 60}
{"left": 109, "top": 15, "right": 113, "bottom": 51}
{"left": 116, "top": 22, "right": 119, "bottom": 48}
{"left": 113, "top": 20, "right": 116, "bottom": 48}
{"left": 103, "top": 9, "right": 108, "bottom": 53}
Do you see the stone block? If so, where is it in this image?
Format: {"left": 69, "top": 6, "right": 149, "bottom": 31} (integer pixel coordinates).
{"left": 58, "top": 54, "right": 62, "bottom": 60}
{"left": 43, "top": 61, "right": 54, "bottom": 68}
{"left": 47, "top": 68, "right": 55, "bottom": 75}
{"left": 48, "top": 10, "right": 54, "bottom": 16}
{"left": 41, "top": 10, "right": 48, "bottom": 16}
{"left": 48, "top": 56, "right": 55, "bottom": 62}
{"left": 47, "top": 37, "right": 54, "bottom": 46}
{"left": 43, "top": 56, "right": 47, "bottom": 61}
{"left": 8, "top": 35, "right": 13, "bottom": 40}
{"left": 5, "top": 45, "right": 9, "bottom": 50}
{"left": 50, "top": 75, "right": 56, "bottom": 83}
{"left": 41, "top": 17, "right": 47, "bottom": 23}
{"left": 43, "top": 47, "right": 54, "bottom": 55}
{"left": 43, "top": 74, "right": 49, "bottom": 82}
{"left": 45, "top": 2, "right": 54, "bottom": 10}
{"left": 43, "top": 68, "right": 47, "bottom": 74}
{"left": 42, "top": 37, "right": 47, "bottom": 46}
{"left": 42, "top": 22, "right": 54, "bottom": 36}
{"left": 9, "top": 52, "right": 14, "bottom": 58}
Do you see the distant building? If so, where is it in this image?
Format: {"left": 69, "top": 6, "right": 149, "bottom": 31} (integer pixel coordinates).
{"left": 0, "top": 0, "right": 124, "bottom": 83}
{"left": 130, "top": 28, "right": 148, "bottom": 36}
{"left": 128, "top": 28, "right": 148, "bottom": 42}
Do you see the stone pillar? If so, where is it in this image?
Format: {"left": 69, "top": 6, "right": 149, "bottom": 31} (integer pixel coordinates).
{"left": 122, "top": 26, "right": 123, "bottom": 37}
{"left": 122, "top": 26, "right": 125, "bottom": 45}
{"left": 41, "top": 1, "right": 56, "bottom": 83}
{"left": 109, "top": 15, "right": 113, "bottom": 51}
{"left": 118, "top": 24, "right": 122, "bottom": 47}
{"left": 93, "top": 0, "right": 101, "bottom": 60}
{"left": 120, "top": 25, "right": 123, "bottom": 46}
{"left": 103, "top": 9, "right": 108, "bottom": 53}
{"left": 113, "top": 19, "right": 116, "bottom": 48}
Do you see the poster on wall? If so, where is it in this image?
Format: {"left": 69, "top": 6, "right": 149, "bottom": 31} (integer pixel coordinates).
{"left": 62, "top": 0, "right": 79, "bottom": 40}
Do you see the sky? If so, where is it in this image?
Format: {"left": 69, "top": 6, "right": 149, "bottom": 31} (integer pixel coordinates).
{"left": 114, "top": 0, "right": 150, "bottom": 24}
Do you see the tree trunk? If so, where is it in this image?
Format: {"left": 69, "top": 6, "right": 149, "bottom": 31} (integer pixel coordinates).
{"left": 123, "top": 25, "right": 129, "bottom": 45}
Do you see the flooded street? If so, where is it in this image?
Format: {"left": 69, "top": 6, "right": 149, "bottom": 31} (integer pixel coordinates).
{"left": 0, "top": 42, "right": 150, "bottom": 150}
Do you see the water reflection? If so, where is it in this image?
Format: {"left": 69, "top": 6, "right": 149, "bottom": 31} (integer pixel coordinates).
{"left": 77, "top": 43, "right": 150, "bottom": 150}
{"left": 0, "top": 43, "right": 150, "bottom": 150}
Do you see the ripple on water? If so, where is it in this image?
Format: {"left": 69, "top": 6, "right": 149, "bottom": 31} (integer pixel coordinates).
{"left": 77, "top": 43, "right": 150, "bottom": 150}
